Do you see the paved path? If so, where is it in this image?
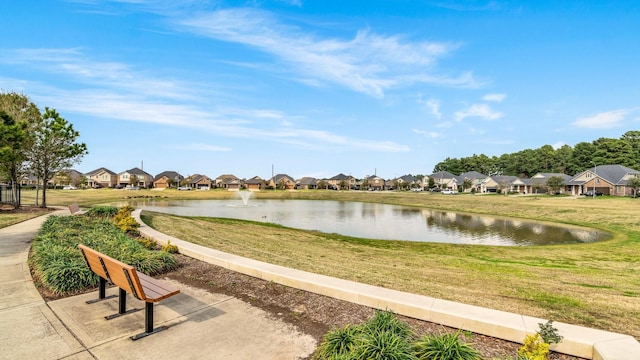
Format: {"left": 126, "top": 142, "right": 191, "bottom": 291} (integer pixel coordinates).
{"left": 0, "top": 211, "right": 315, "bottom": 360}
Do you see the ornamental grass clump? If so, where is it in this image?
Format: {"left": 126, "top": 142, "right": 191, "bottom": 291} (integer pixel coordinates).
{"left": 86, "top": 205, "right": 118, "bottom": 218}
{"left": 315, "top": 310, "right": 482, "bottom": 360}
{"left": 30, "top": 213, "right": 177, "bottom": 295}
{"left": 413, "top": 330, "right": 481, "bottom": 360}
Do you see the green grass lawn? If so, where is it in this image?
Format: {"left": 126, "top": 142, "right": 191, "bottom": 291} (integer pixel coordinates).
{"left": 10, "top": 188, "right": 640, "bottom": 338}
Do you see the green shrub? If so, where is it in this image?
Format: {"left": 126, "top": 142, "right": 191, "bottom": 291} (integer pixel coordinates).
{"left": 413, "top": 330, "right": 481, "bottom": 360}
{"left": 112, "top": 206, "right": 140, "bottom": 234}
{"left": 31, "top": 215, "right": 177, "bottom": 295}
{"left": 517, "top": 334, "right": 549, "bottom": 360}
{"left": 314, "top": 325, "right": 359, "bottom": 359}
{"left": 313, "top": 311, "right": 482, "bottom": 360}
{"left": 363, "top": 310, "right": 413, "bottom": 339}
{"left": 162, "top": 240, "right": 179, "bottom": 254}
{"left": 86, "top": 206, "right": 118, "bottom": 218}
{"left": 537, "top": 321, "right": 563, "bottom": 345}
{"left": 355, "top": 329, "right": 416, "bottom": 360}
{"left": 137, "top": 237, "right": 157, "bottom": 250}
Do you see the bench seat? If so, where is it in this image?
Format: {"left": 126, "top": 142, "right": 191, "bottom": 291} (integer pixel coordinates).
{"left": 78, "top": 244, "right": 180, "bottom": 340}
{"left": 68, "top": 204, "right": 87, "bottom": 215}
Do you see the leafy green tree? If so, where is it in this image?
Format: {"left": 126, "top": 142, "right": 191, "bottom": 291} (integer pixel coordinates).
{"left": 627, "top": 175, "right": 640, "bottom": 198}
{"left": 0, "top": 92, "right": 40, "bottom": 208}
{"left": 27, "top": 108, "right": 88, "bottom": 207}
{"left": 0, "top": 111, "right": 28, "bottom": 208}
{"left": 360, "top": 178, "right": 368, "bottom": 191}
{"left": 546, "top": 176, "right": 565, "bottom": 195}
{"left": 461, "top": 178, "right": 473, "bottom": 192}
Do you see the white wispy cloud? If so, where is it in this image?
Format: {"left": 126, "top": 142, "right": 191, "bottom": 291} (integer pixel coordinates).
{"left": 412, "top": 129, "right": 441, "bottom": 138}
{"left": 572, "top": 109, "right": 629, "bottom": 129}
{"left": 454, "top": 104, "right": 502, "bottom": 122}
{"left": 174, "top": 8, "right": 478, "bottom": 98}
{"left": 3, "top": 48, "right": 203, "bottom": 101}
{"left": 482, "top": 93, "right": 506, "bottom": 102}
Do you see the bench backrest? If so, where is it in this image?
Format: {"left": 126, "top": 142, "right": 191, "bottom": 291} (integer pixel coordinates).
{"left": 78, "top": 244, "right": 147, "bottom": 301}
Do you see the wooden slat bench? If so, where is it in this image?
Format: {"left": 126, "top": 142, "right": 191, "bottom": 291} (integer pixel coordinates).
{"left": 68, "top": 204, "right": 87, "bottom": 215}
{"left": 78, "top": 244, "right": 180, "bottom": 340}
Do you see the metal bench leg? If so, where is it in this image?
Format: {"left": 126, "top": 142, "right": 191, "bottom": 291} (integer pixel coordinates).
{"left": 130, "top": 302, "right": 168, "bottom": 341}
{"left": 105, "top": 289, "right": 142, "bottom": 320}
{"left": 86, "top": 277, "right": 117, "bottom": 304}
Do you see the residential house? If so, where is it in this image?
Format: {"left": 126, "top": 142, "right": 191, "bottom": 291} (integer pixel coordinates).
{"left": 244, "top": 176, "right": 264, "bottom": 191}
{"left": 153, "top": 171, "right": 183, "bottom": 189}
{"left": 118, "top": 167, "right": 154, "bottom": 188}
{"left": 269, "top": 174, "right": 296, "bottom": 190}
{"left": 327, "top": 173, "right": 355, "bottom": 190}
{"left": 296, "top": 177, "right": 318, "bottom": 190}
{"left": 215, "top": 174, "right": 240, "bottom": 189}
{"left": 52, "top": 169, "right": 84, "bottom": 187}
{"left": 85, "top": 167, "right": 117, "bottom": 188}
{"left": 365, "top": 175, "right": 385, "bottom": 191}
{"left": 429, "top": 171, "right": 458, "bottom": 190}
{"left": 393, "top": 174, "right": 418, "bottom": 190}
{"left": 567, "top": 164, "right": 640, "bottom": 196}
{"left": 480, "top": 175, "right": 519, "bottom": 194}
{"left": 186, "top": 174, "right": 212, "bottom": 190}
{"left": 526, "top": 173, "right": 573, "bottom": 194}
{"left": 456, "top": 171, "right": 487, "bottom": 193}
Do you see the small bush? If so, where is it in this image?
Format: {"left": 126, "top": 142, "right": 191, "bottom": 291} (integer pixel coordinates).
{"left": 363, "top": 310, "right": 413, "bottom": 339}
{"left": 517, "top": 334, "right": 549, "bottom": 360}
{"left": 86, "top": 206, "right": 118, "bottom": 218}
{"left": 537, "top": 320, "right": 563, "bottom": 345}
{"left": 355, "top": 329, "right": 416, "bottom": 360}
{"left": 162, "top": 240, "right": 179, "bottom": 254}
{"left": 112, "top": 206, "right": 140, "bottom": 234}
{"left": 314, "top": 325, "right": 359, "bottom": 359}
{"left": 137, "top": 237, "right": 157, "bottom": 250}
{"left": 413, "top": 330, "right": 481, "bottom": 360}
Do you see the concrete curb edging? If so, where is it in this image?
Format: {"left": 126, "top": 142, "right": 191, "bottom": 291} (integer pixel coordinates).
{"left": 134, "top": 210, "right": 640, "bottom": 359}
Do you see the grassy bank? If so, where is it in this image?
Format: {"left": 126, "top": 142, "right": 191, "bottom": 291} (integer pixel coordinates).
{"left": 13, "top": 188, "right": 640, "bottom": 337}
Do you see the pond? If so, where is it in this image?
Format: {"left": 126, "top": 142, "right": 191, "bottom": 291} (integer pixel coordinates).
{"left": 133, "top": 199, "right": 609, "bottom": 246}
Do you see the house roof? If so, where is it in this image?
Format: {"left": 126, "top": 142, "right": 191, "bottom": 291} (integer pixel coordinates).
{"left": 154, "top": 171, "right": 182, "bottom": 181}
{"left": 85, "top": 167, "right": 116, "bottom": 176}
{"left": 430, "top": 171, "right": 457, "bottom": 179}
{"left": 297, "top": 177, "right": 317, "bottom": 186}
{"left": 329, "top": 173, "right": 351, "bottom": 181}
{"left": 532, "top": 173, "right": 573, "bottom": 182}
{"left": 458, "top": 171, "right": 487, "bottom": 180}
{"left": 245, "top": 176, "right": 263, "bottom": 185}
{"left": 216, "top": 174, "right": 239, "bottom": 181}
{"left": 397, "top": 175, "right": 416, "bottom": 183}
{"left": 121, "top": 167, "right": 152, "bottom": 177}
{"left": 188, "top": 174, "right": 211, "bottom": 183}
{"left": 569, "top": 164, "right": 640, "bottom": 185}
{"left": 272, "top": 174, "right": 294, "bottom": 183}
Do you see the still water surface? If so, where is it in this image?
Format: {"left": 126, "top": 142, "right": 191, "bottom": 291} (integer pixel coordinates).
{"left": 136, "top": 199, "right": 609, "bottom": 246}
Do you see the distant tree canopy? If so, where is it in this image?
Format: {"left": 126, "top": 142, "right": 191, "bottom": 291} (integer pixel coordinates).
{"left": 433, "top": 131, "right": 640, "bottom": 177}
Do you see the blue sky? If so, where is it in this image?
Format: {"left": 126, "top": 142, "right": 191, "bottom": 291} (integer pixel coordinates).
{"left": 1, "top": 1, "right": 639, "bottom": 180}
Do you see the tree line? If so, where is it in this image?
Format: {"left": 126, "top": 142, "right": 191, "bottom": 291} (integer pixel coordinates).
{"left": 433, "top": 131, "right": 640, "bottom": 177}
{"left": 0, "top": 92, "right": 87, "bottom": 208}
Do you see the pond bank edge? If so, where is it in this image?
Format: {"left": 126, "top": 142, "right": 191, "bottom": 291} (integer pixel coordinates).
{"left": 133, "top": 209, "right": 639, "bottom": 360}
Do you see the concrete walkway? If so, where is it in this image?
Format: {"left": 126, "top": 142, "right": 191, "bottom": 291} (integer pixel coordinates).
{"left": 0, "top": 211, "right": 315, "bottom": 360}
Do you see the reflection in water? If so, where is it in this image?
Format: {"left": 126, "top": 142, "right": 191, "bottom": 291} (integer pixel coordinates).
{"left": 130, "top": 199, "right": 609, "bottom": 246}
